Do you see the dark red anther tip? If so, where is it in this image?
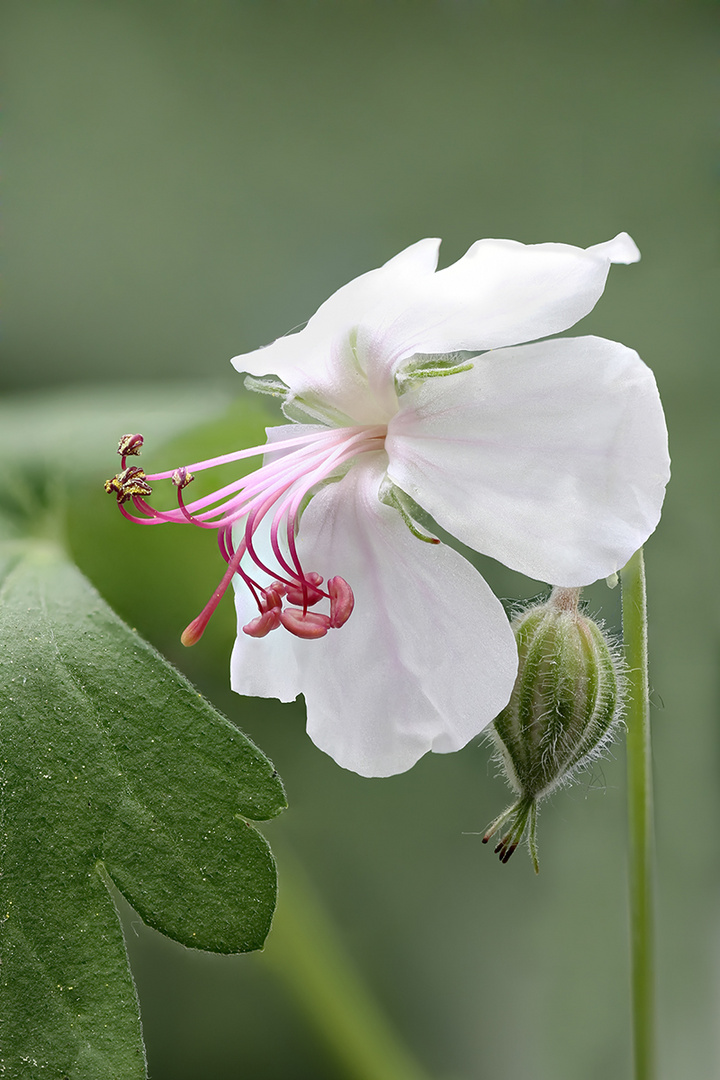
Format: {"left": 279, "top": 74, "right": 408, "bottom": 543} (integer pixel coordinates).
{"left": 172, "top": 467, "right": 194, "bottom": 489}
{"left": 117, "top": 433, "right": 144, "bottom": 457}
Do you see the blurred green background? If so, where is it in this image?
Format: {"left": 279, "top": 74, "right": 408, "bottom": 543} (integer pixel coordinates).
{"left": 3, "top": 1, "right": 718, "bottom": 1078}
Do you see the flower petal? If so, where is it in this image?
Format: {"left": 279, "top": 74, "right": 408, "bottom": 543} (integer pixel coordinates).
{"left": 587, "top": 232, "right": 640, "bottom": 263}
{"left": 231, "top": 453, "right": 518, "bottom": 777}
{"left": 230, "top": 239, "right": 440, "bottom": 423}
{"left": 386, "top": 336, "right": 669, "bottom": 586}
{"left": 357, "top": 233, "right": 641, "bottom": 389}
{"left": 231, "top": 586, "right": 304, "bottom": 703}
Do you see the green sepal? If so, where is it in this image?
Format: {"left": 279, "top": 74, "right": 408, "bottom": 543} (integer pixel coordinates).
{"left": 245, "top": 370, "right": 349, "bottom": 427}
{"left": 492, "top": 591, "right": 620, "bottom": 803}
{"left": 281, "top": 393, "right": 354, "bottom": 429}
{"left": 486, "top": 589, "right": 622, "bottom": 871}
{"left": 243, "top": 373, "right": 291, "bottom": 401}
{"left": 483, "top": 797, "right": 540, "bottom": 874}
{"left": 395, "top": 352, "right": 475, "bottom": 395}
{"left": 378, "top": 478, "right": 439, "bottom": 545}
{"left": 243, "top": 362, "right": 356, "bottom": 428}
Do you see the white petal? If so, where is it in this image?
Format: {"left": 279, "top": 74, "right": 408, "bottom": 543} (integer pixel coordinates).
{"left": 230, "top": 239, "right": 440, "bottom": 423}
{"left": 587, "top": 231, "right": 641, "bottom": 264}
{"left": 357, "top": 234, "right": 642, "bottom": 385}
{"left": 386, "top": 336, "right": 669, "bottom": 586}
{"left": 231, "top": 453, "right": 518, "bottom": 777}
{"left": 230, "top": 549, "right": 304, "bottom": 705}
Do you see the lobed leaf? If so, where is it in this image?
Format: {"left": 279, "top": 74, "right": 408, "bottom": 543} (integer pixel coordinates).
{"left": 0, "top": 539, "right": 286, "bottom": 1078}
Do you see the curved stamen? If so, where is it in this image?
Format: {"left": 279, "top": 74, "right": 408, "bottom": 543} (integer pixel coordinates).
{"left": 272, "top": 431, "right": 375, "bottom": 608}
{"left": 107, "top": 423, "right": 386, "bottom": 644}
{"left": 147, "top": 426, "right": 374, "bottom": 481}
{"left": 173, "top": 439, "right": 329, "bottom": 520}
{"left": 243, "top": 486, "right": 302, "bottom": 593}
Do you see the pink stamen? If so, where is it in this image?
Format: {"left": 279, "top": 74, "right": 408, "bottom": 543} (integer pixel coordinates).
{"left": 147, "top": 427, "right": 361, "bottom": 481}
{"left": 110, "top": 423, "right": 384, "bottom": 644}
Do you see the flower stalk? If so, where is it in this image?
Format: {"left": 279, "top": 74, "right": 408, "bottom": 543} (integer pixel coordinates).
{"left": 620, "top": 548, "right": 656, "bottom": 1080}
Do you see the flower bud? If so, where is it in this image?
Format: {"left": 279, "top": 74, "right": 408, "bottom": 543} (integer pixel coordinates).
{"left": 484, "top": 588, "right": 622, "bottom": 872}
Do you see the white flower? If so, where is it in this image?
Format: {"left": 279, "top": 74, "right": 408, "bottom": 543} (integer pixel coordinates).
{"left": 109, "top": 234, "right": 669, "bottom": 777}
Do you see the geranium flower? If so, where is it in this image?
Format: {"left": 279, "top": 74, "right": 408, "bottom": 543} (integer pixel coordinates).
{"left": 106, "top": 233, "right": 669, "bottom": 777}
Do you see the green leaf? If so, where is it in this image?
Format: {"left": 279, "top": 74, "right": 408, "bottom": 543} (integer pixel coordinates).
{"left": 0, "top": 539, "right": 286, "bottom": 1078}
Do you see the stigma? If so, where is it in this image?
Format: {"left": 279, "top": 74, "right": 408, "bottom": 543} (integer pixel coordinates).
{"left": 105, "top": 425, "right": 385, "bottom": 644}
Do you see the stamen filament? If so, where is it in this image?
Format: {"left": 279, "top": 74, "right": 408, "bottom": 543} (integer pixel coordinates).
{"left": 270, "top": 428, "right": 382, "bottom": 608}
{"left": 110, "top": 423, "right": 386, "bottom": 645}
{"left": 173, "top": 439, "right": 334, "bottom": 519}
{"left": 147, "top": 426, "right": 377, "bottom": 480}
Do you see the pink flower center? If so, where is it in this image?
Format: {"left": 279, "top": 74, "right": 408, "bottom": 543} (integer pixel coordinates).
{"left": 106, "top": 425, "right": 386, "bottom": 644}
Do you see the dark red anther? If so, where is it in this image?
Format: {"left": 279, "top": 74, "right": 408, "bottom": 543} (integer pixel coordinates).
{"left": 117, "top": 433, "right": 144, "bottom": 457}
{"left": 280, "top": 608, "right": 332, "bottom": 639}
{"left": 328, "top": 576, "right": 354, "bottom": 628}
{"left": 104, "top": 466, "right": 152, "bottom": 503}
{"left": 172, "top": 467, "right": 194, "bottom": 489}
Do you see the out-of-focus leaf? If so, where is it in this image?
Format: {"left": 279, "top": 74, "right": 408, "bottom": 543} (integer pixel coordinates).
{"left": 0, "top": 382, "right": 233, "bottom": 474}
{"left": 0, "top": 538, "right": 286, "bottom": 1078}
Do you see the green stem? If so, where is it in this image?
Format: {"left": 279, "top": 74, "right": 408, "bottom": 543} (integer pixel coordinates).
{"left": 262, "top": 853, "right": 435, "bottom": 1080}
{"left": 620, "top": 548, "right": 656, "bottom": 1080}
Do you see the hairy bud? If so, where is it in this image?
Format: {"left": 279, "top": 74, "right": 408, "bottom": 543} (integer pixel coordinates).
{"left": 484, "top": 587, "right": 623, "bottom": 872}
